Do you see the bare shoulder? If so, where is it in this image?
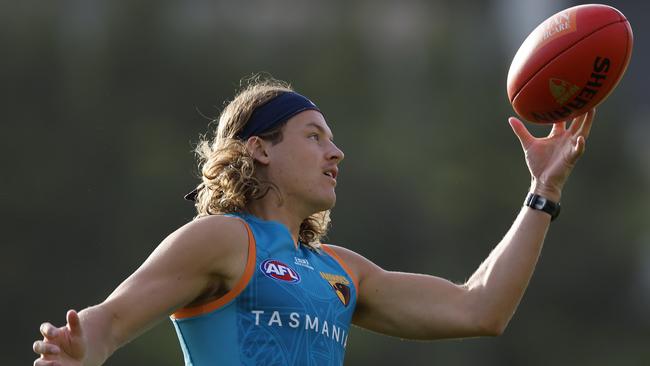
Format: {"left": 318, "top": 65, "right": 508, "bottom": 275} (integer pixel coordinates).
{"left": 152, "top": 215, "right": 250, "bottom": 276}
{"left": 322, "top": 244, "right": 383, "bottom": 285}
{"left": 169, "top": 215, "right": 249, "bottom": 249}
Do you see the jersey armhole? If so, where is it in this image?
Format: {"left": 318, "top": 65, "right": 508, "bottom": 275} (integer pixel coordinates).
{"left": 321, "top": 244, "right": 360, "bottom": 298}
{"left": 171, "top": 218, "right": 256, "bottom": 320}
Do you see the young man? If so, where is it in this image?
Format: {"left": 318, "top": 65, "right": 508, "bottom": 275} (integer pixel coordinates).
{"left": 33, "top": 78, "right": 595, "bottom": 366}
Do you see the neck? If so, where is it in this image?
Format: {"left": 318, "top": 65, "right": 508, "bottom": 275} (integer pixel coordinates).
{"left": 245, "top": 192, "right": 308, "bottom": 245}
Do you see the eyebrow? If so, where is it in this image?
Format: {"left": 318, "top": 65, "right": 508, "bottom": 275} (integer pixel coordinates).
{"left": 305, "top": 121, "right": 334, "bottom": 140}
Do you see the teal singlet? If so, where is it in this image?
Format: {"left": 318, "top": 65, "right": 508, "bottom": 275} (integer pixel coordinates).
{"left": 170, "top": 213, "right": 358, "bottom": 366}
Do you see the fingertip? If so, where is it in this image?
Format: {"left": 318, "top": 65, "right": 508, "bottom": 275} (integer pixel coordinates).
{"left": 67, "top": 309, "right": 82, "bottom": 335}
{"left": 40, "top": 323, "right": 57, "bottom": 338}
{"left": 33, "top": 340, "right": 60, "bottom": 355}
{"left": 508, "top": 116, "right": 535, "bottom": 144}
{"left": 34, "top": 360, "right": 60, "bottom": 366}
{"left": 508, "top": 117, "right": 525, "bottom": 133}
{"left": 587, "top": 108, "right": 596, "bottom": 122}
{"left": 67, "top": 309, "right": 79, "bottom": 323}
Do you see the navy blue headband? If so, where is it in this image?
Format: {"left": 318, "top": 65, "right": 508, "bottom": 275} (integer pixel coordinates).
{"left": 236, "top": 91, "right": 321, "bottom": 140}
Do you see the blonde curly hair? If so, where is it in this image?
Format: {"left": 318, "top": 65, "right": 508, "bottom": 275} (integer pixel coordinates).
{"left": 191, "top": 76, "right": 331, "bottom": 248}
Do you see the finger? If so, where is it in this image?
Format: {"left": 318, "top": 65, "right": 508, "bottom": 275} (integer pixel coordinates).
{"left": 568, "top": 113, "right": 585, "bottom": 134}
{"left": 550, "top": 121, "right": 566, "bottom": 136}
{"left": 568, "top": 108, "right": 593, "bottom": 135}
{"left": 508, "top": 117, "right": 535, "bottom": 149}
{"left": 40, "top": 323, "right": 58, "bottom": 339}
{"left": 569, "top": 135, "right": 586, "bottom": 164}
{"left": 577, "top": 108, "right": 596, "bottom": 139}
{"left": 67, "top": 309, "right": 82, "bottom": 337}
{"left": 34, "top": 359, "right": 61, "bottom": 366}
{"left": 33, "top": 340, "right": 60, "bottom": 355}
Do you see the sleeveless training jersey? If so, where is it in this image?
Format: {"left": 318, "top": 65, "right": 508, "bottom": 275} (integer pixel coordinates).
{"left": 170, "top": 213, "right": 358, "bottom": 366}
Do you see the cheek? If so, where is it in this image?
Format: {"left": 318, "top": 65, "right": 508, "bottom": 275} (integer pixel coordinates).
{"left": 272, "top": 154, "right": 305, "bottom": 183}
{"left": 269, "top": 143, "right": 321, "bottom": 185}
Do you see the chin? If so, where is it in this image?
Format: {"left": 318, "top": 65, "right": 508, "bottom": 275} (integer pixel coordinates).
{"left": 312, "top": 193, "right": 336, "bottom": 213}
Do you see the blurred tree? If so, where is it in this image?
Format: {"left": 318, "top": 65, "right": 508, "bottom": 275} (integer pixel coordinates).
{"left": 5, "top": 0, "right": 647, "bottom": 365}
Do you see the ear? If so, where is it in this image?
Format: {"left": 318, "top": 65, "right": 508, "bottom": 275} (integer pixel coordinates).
{"left": 245, "top": 136, "right": 271, "bottom": 165}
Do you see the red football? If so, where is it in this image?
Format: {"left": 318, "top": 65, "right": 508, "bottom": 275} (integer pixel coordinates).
{"left": 507, "top": 4, "right": 633, "bottom": 123}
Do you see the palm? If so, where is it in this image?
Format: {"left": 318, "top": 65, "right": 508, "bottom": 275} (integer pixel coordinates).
{"left": 510, "top": 110, "right": 595, "bottom": 198}
{"left": 524, "top": 130, "right": 575, "bottom": 185}
{"left": 54, "top": 327, "right": 86, "bottom": 363}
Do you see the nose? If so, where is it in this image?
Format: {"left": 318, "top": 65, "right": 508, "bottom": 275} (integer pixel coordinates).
{"left": 328, "top": 141, "right": 344, "bottom": 162}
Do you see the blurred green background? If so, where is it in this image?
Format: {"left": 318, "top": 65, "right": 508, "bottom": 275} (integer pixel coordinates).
{"left": 4, "top": 0, "right": 649, "bottom": 365}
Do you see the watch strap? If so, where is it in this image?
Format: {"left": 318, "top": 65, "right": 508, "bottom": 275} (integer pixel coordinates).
{"left": 524, "top": 193, "right": 561, "bottom": 221}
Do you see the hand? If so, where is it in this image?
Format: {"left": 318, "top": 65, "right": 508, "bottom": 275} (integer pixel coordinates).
{"left": 34, "top": 309, "right": 86, "bottom": 366}
{"left": 509, "top": 109, "right": 595, "bottom": 202}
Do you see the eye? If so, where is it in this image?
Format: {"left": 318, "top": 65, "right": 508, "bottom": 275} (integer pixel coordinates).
{"left": 308, "top": 133, "right": 320, "bottom": 141}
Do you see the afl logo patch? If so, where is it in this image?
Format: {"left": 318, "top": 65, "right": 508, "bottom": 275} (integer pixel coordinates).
{"left": 260, "top": 259, "right": 301, "bottom": 283}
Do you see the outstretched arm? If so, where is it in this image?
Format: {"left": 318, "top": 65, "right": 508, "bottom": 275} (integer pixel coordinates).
{"left": 336, "top": 110, "right": 595, "bottom": 340}
{"left": 33, "top": 216, "right": 249, "bottom": 366}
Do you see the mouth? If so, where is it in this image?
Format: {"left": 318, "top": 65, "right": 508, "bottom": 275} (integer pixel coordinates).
{"left": 323, "top": 168, "right": 338, "bottom": 180}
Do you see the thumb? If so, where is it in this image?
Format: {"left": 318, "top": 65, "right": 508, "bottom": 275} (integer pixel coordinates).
{"left": 67, "top": 309, "right": 82, "bottom": 337}
{"left": 508, "top": 117, "right": 534, "bottom": 150}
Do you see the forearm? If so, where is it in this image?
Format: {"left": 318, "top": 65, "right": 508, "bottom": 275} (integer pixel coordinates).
{"left": 464, "top": 199, "right": 553, "bottom": 333}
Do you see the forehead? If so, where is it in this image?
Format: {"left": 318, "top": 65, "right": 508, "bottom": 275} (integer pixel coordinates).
{"left": 284, "top": 110, "right": 333, "bottom": 136}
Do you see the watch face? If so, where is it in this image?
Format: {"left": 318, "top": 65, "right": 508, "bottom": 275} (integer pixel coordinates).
{"left": 525, "top": 193, "right": 560, "bottom": 220}
{"left": 534, "top": 197, "right": 547, "bottom": 209}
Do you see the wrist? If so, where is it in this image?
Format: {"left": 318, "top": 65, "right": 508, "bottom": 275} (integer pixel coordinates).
{"left": 78, "top": 306, "right": 114, "bottom": 366}
{"left": 529, "top": 181, "right": 562, "bottom": 203}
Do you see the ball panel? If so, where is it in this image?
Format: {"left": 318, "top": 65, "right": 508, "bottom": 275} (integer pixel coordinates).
{"left": 590, "top": 20, "right": 634, "bottom": 112}
{"left": 507, "top": 4, "right": 626, "bottom": 103}
{"left": 511, "top": 20, "right": 632, "bottom": 123}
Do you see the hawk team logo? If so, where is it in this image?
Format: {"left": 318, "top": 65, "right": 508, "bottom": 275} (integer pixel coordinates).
{"left": 320, "top": 272, "right": 351, "bottom": 307}
{"left": 549, "top": 78, "right": 579, "bottom": 105}
{"left": 260, "top": 259, "right": 301, "bottom": 283}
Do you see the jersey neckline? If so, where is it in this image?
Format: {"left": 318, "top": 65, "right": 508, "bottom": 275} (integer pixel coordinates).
{"left": 237, "top": 212, "right": 302, "bottom": 250}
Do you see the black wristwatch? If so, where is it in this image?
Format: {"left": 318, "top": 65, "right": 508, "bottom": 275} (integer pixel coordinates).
{"left": 524, "top": 193, "right": 561, "bottom": 221}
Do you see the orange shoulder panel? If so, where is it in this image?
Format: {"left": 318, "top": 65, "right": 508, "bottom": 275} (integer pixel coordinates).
{"left": 172, "top": 219, "right": 256, "bottom": 319}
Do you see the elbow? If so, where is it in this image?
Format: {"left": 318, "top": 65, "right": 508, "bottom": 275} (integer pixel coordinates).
{"left": 476, "top": 315, "right": 509, "bottom": 337}
{"left": 483, "top": 323, "right": 506, "bottom": 337}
